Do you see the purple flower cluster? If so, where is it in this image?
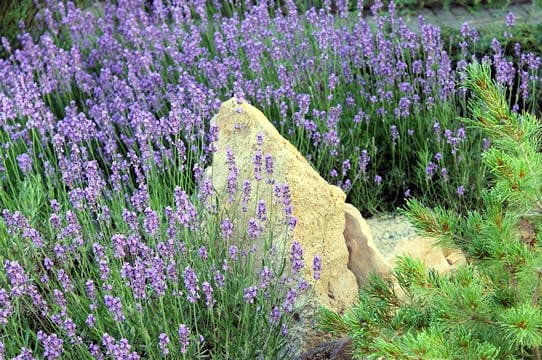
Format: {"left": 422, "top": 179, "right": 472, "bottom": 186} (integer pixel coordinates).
{"left": 5, "top": 260, "right": 28, "bottom": 297}
{"left": 178, "top": 324, "right": 190, "bottom": 354}
{"left": 37, "top": 331, "right": 63, "bottom": 360}
{"left": 290, "top": 241, "right": 304, "bottom": 274}
{"left": 104, "top": 295, "right": 125, "bottom": 322}
{"left": 183, "top": 266, "right": 200, "bottom": 303}
{"left": 158, "top": 333, "right": 170, "bottom": 355}
{"left": 312, "top": 255, "right": 322, "bottom": 281}
{"left": 2, "top": 210, "right": 44, "bottom": 249}
{"left": 102, "top": 333, "right": 140, "bottom": 359}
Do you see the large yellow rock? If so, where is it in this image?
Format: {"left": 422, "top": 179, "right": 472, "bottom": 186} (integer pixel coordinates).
{"left": 208, "top": 98, "right": 358, "bottom": 313}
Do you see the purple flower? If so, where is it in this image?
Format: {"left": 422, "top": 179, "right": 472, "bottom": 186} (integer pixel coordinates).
{"left": 243, "top": 286, "right": 258, "bottom": 304}
{"left": 122, "top": 210, "right": 138, "bottom": 231}
{"left": 98, "top": 258, "right": 110, "bottom": 281}
{"left": 63, "top": 317, "right": 79, "bottom": 344}
{"left": 183, "top": 267, "right": 200, "bottom": 303}
{"left": 425, "top": 162, "right": 438, "bottom": 179}
{"left": 102, "top": 333, "right": 116, "bottom": 357}
{"left": 341, "top": 160, "right": 351, "bottom": 177}
{"left": 38, "top": 330, "right": 64, "bottom": 360}
{"left": 104, "top": 295, "right": 125, "bottom": 322}
{"left": 440, "top": 168, "right": 449, "bottom": 181}
{"left": 358, "top": 150, "right": 370, "bottom": 175}
{"left": 146, "top": 257, "right": 167, "bottom": 296}
{"left": 282, "top": 324, "right": 289, "bottom": 335}
{"left": 214, "top": 270, "right": 225, "bottom": 288}
{"left": 457, "top": 126, "right": 466, "bottom": 141}
{"left": 17, "top": 153, "right": 33, "bottom": 174}
{"left": 198, "top": 246, "right": 208, "bottom": 260}
{"left": 247, "top": 218, "right": 260, "bottom": 239}
{"left": 482, "top": 138, "right": 491, "bottom": 152}
{"left": 22, "top": 227, "right": 43, "bottom": 248}
{"left": 282, "top": 288, "right": 297, "bottom": 313}
{"left": 269, "top": 306, "right": 281, "bottom": 325}
{"left": 143, "top": 207, "right": 159, "bottom": 236}
{"left": 111, "top": 234, "right": 126, "bottom": 259}
{"left": 53, "top": 289, "right": 66, "bottom": 309}
{"left": 312, "top": 255, "right": 322, "bottom": 281}
{"left": 85, "top": 280, "right": 96, "bottom": 302}
{"left": 56, "top": 269, "right": 74, "bottom": 292}
{"left": 174, "top": 187, "right": 198, "bottom": 230}
{"left": 220, "top": 218, "right": 234, "bottom": 239}
{"left": 43, "top": 258, "right": 54, "bottom": 271}
{"left": 158, "top": 333, "right": 170, "bottom": 355}
{"left": 166, "top": 260, "right": 178, "bottom": 282}
{"left": 457, "top": 186, "right": 466, "bottom": 196}
{"left": 5, "top": 260, "right": 28, "bottom": 297}
{"left": 13, "top": 347, "right": 34, "bottom": 360}
{"left": 256, "top": 200, "right": 267, "bottom": 221}
{"left": 505, "top": 11, "right": 515, "bottom": 27}
{"left": 86, "top": 314, "right": 96, "bottom": 328}
{"left": 226, "top": 148, "right": 239, "bottom": 201}
{"left": 281, "top": 184, "right": 297, "bottom": 230}
{"left": 374, "top": 175, "right": 383, "bottom": 186}
{"left": 241, "top": 180, "right": 251, "bottom": 212}
{"left": 265, "top": 154, "right": 274, "bottom": 179}
{"left": 433, "top": 122, "right": 441, "bottom": 138}
{"left": 0, "top": 289, "right": 12, "bottom": 325}
{"left": 390, "top": 125, "right": 399, "bottom": 145}
{"left": 202, "top": 281, "right": 215, "bottom": 308}
{"left": 298, "top": 279, "right": 309, "bottom": 291}
{"left": 254, "top": 151, "right": 263, "bottom": 181}
{"left": 49, "top": 213, "right": 62, "bottom": 229}
{"left": 178, "top": 324, "right": 190, "bottom": 354}
{"left": 259, "top": 266, "right": 274, "bottom": 290}
{"left": 88, "top": 343, "right": 103, "bottom": 360}
{"left": 290, "top": 241, "right": 304, "bottom": 274}
{"left": 229, "top": 245, "right": 239, "bottom": 261}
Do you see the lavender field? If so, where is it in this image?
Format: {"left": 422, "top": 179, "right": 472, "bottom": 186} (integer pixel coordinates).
{"left": 0, "top": 0, "right": 540, "bottom": 358}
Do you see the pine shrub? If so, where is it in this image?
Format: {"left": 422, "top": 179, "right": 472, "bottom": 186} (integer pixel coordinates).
{"left": 318, "top": 61, "right": 542, "bottom": 359}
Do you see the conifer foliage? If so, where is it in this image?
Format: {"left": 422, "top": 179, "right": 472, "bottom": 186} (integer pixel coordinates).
{"left": 318, "top": 62, "right": 542, "bottom": 359}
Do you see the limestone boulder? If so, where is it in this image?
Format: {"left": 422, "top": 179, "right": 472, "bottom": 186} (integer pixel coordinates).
{"left": 207, "top": 97, "right": 358, "bottom": 313}
{"left": 343, "top": 203, "right": 390, "bottom": 287}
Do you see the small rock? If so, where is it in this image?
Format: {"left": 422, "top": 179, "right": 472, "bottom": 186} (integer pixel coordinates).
{"left": 344, "top": 203, "right": 390, "bottom": 288}
{"left": 295, "top": 337, "right": 353, "bottom": 360}
{"left": 390, "top": 235, "right": 466, "bottom": 274}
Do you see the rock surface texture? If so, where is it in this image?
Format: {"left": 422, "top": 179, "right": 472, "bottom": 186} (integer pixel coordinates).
{"left": 344, "top": 203, "right": 390, "bottom": 288}
{"left": 208, "top": 97, "right": 358, "bottom": 313}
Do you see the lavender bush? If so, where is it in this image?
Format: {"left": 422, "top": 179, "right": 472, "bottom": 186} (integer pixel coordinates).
{"left": 0, "top": 143, "right": 318, "bottom": 358}
{"left": 2, "top": 1, "right": 541, "bottom": 215}
{"left": 0, "top": 0, "right": 541, "bottom": 357}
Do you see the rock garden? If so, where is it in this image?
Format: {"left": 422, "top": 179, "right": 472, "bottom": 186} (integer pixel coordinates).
{"left": 0, "top": 0, "right": 541, "bottom": 359}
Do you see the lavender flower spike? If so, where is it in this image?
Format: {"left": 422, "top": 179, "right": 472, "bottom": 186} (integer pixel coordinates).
{"left": 178, "top": 324, "right": 190, "bottom": 354}
{"left": 312, "top": 255, "right": 322, "bottom": 281}
{"left": 290, "top": 241, "right": 304, "bottom": 274}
